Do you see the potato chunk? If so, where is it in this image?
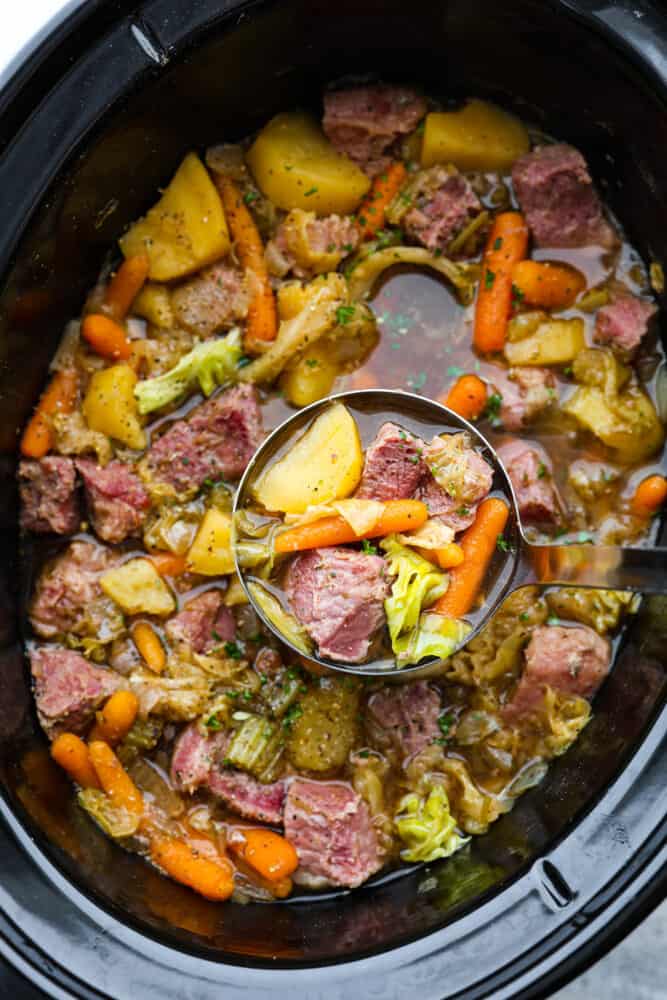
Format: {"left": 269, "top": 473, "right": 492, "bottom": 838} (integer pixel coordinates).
{"left": 100, "top": 558, "right": 175, "bottom": 616}
{"left": 279, "top": 344, "right": 339, "bottom": 407}
{"left": 246, "top": 112, "right": 370, "bottom": 215}
{"left": 119, "top": 153, "right": 230, "bottom": 281}
{"left": 504, "top": 318, "right": 585, "bottom": 366}
{"left": 82, "top": 363, "right": 146, "bottom": 450}
{"left": 132, "top": 283, "right": 175, "bottom": 329}
{"left": 422, "top": 99, "right": 530, "bottom": 172}
{"left": 285, "top": 677, "right": 360, "bottom": 771}
{"left": 251, "top": 402, "right": 363, "bottom": 514}
{"left": 186, "top": 509, "right": 235, "bottom": 575}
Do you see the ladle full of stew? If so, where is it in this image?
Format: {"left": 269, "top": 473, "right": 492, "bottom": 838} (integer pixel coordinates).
{"left": 233, "top": 390, "right": 667, "bottom": 677}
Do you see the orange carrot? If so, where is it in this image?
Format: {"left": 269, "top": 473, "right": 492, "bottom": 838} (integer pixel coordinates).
{"left": 433, "top": 497, "right": 510, "bottom": 618}
{"left": 103, "top": 255, "right": 150, "bottom": 321}
{"left": 274, "top": 499, "right": 428, "bottom": 554}
{"left": 50, "top": 734, "right": 101, "bottom": 789}
{"left": 511, "top": 259, "right": 586, "bottom": 310}
{"left": 82, "top": 314, "right": 132, "bottom": 361}
{"left": 150, "top": 835, "right": 235, "bottom": 901}
{"left": 132, "top": 622, "right": 166, "bottom": 674}
{"left": 20, "top": 369, "right": 78, "bottom": 458}
{"left": 473, "top": 212, "right": 529, "bottom": 353}
{"left": 89, "top": 690, "right": 139, "bottom": 745}
{"left": 229, "top": 829, "right": 299, "bottom": 882}
{"left": 148, "top": 551, "right": 188, "bottom": 577}
{"left": 443, "top": 374, "right": 488, "bottom": 421}
{"left": 434, "top": 542, "right": 465, "bottom": 570}
{"left": 216, "top": 177, "right": 277, "bottom": 352}
{"left": 356, "top": 161, "right": 408, "bottom": 239}
{"left": 630, "top": 474, "right": 667, "bottom": 517}
{"left": 88, "top": 741, "right": 144, "bottom": 816}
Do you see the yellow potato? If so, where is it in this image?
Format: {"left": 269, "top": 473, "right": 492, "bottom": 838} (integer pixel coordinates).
{"left": 252, "top": 402, "right": 363, "bottom": 514}
{"left": 100, "top": 559, "right": 175, "bottom": 616}
{"left": 504, "top": 318, "right": 585, "bottom": 366}
{"left": 119, "top": 153, "right": 230, "bottom": 281}
{"left": 186, "top": 509, "right": 235, "bottom": 576}
{"left": 132, "top": 283, "right": 175, "bottom": 329}
{"left": 82, "top": 363, "right": 146, "bottom": 450}
{"left": 280, "top": 344, "right": 339, "bottom": 407}
{"left": 422, "top": 99, "right": 530, "bottom": 172}
{"left": 246, "top": 112, "right": 370, "bottom": 215}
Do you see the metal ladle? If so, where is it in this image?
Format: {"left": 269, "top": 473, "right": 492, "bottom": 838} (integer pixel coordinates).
{"left": 233, "top": 390, "right": 667, "bottom": 677}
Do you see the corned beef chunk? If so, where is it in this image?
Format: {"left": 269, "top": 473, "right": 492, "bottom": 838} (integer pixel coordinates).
{"left": 171, "top": 263, "right": 249, "bottom": 338}
{"left": 77, "top": 459, "right": 150, "bottom": 543}
{"left": 323, "top": 85, "right": 426, "bottom": 175}
{"left": 491, "top": 367, "right": 557, "bottom": 431}
{"left": 497, "top": 439, "right": 562, "bottom": 524}
{"left": 403, "top": 168, "right": 481, "bottom": 252}
{"left": 512, "top": 143, "right": 616, "bottom": 248}
{"left": 266, "top": 214, "right": 359, "bottom": 279}
{"left": 594, "top": 293, "right": 657, "bottom": 355}
{"left": 142, "top": 384, "right": 263, "bottom": 496}
{"left": 503, "top": 624, "right": 611, "bottom": 721}
{"left": 170, "top": 721, "right": 230, "bottom": 792}
{"left": 285, "top": 548, "right": 390, "bottom": 663}
{"left": 367, "top": 681, "right": 441, "bottom": 758}
{"left": 284, "top": 778, "right": 383, "bottom": 888}
{"left": 19, "top": 456, "right": 79, "bottom": 535}
{"left": 30, "top": 645, "right": 120, "bottom": 738}
{"left": 165, "top": 590, "right": 235, "bottom": 653}
{"left": 356, "top": 422, "right": 424, "bottom": 501}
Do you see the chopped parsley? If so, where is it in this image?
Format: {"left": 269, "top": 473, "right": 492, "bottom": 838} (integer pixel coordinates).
{"left": 304, "top": 186, "right": 318, "bottom": 197}
{"left": 537, "top": 462, "right": 547, "bottom": 479}
{"left": 237, "top": 355, "right": 252, "bottom": 368}
{"left": 457, "top": 506, "right": 470, "bottom": 516}
{"left": 493, "top": 236, "right": 503, "bottom": 251}
{"left": 361, "top": 539, "right": 378, "bottom": 555}
{"left": 243, "top": 190, "right": 260, "bottom": 205}
{"left": 205, "top": 714, "right": 223, "bottom": 731}
{"left": 242, "top": 690, "right": 253, "bottom": 702}
{"left": 484, "top": 269, "right": 496, "bottom": 290}
{"left": 563, "top": 366, "right": 573, "bottom": 377}
{"left": 565, "top": 531, "right": 595, "bottom": 545}
{"left": 305, "top": 358, "right": 319, "bottom": 368}
{"left": 511, "top": 283, "right": 525, "bottom": 304}
{"left": 446, "top": 365, "right": 466, "bottom": 378}
{"left": 357, "top": 749, "right": 370, "bottom": 759}
{"left": 336, "top": 304, "right": 356, "bottom": 326}
{"left": 519, "top": 611, "right": 530, "bottom": 622}
{"left": 438, "top": 711, "right": 454, "bottom": 738}
{"left": 282, "top": 703, "right": 303, "bottom": 729}
{"left": 546, "top": 615, "right": 561, "bottom": 626}
{"left": 484, "top": 391, "right": 503, "bottom": 426}
{"left": 224, "top": 641, "right": 243, "bottom": 660}
{"left": 496, "top": 533, "right": 513, "bottom": 553}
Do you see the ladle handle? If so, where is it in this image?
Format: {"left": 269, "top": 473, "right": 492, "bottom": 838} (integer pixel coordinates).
{"left": 516, "top": 542, "right": 667, "bottom": 593}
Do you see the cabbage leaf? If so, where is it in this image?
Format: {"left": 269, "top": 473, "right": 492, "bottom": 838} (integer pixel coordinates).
{"left": 395, "top": 782, "right": 469, "bottom": 863}
{"left": 381, "top": 537, "right": 448, "bottom": 645}
{"left": 393, "top": 612, "right": 471, "bottom": 666}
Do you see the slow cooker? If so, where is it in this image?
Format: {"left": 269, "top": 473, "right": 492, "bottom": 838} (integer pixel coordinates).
{"left": 0, "top": 1, "right": 665, "bottom": 996}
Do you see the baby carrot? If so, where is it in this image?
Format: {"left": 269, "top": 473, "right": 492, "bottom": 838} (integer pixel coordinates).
{"left": 274, "top": 499, "right": 428, "bottom": 553}
{"left": 132, "top": 622, "right": 166, "bottom": 674}
{"left": 442, "top": 374, "right": 488, "bottom": 421}
{"left": 356, "top": 161, "right": 408, "bottom": 239}
{"left": 630, "top": 474, "right": 667, "bottom": 517}
{"left": 433, "top": 497, "right": 510, "bottom": 618}
{"left": 89, "top": 690, "right": 139, "bottom": 745}
{"left": 150, "top": 835, "right": 235, "bottom": 901}
{"left": 148, "top": 551, "right": 188, "bottom": 577}
{"left": 473, "top": 212, "right": 529, "bottom": 354}
{"left": 511, "top": 259, "right": 586, "bottom": 310}
{"left": 103, "top": 254, "right": 150, "bottom": 321}
{"left": 229, "top": 829, "right": 299, "bottom": 882}
{"left": 434, "top": 542, "right": 465, "bottom": 570}
{"left": 216, "top": 176, "right": 277, "bottom": 353}
{"left": 82, "top": 314, "right": 132, "bottom": 361}
{"left": 88, "top": 740, "right": 144, "bottom": 816}
{"left": 50, "top": 733, "right": 101, "bottom": 789}
{"left": 20, "top": 369, "right": 78, "bottom": 458}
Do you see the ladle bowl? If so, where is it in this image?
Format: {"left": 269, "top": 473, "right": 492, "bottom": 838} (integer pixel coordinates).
{"left": 233, "top": 389, "right": 667, "bottom": 677}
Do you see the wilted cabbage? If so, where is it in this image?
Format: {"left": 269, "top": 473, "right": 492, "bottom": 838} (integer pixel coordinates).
{"left": 346, "top": 246, "right": 478, "bottom": 305}
{"left": 78, "top": 788, "right": 141, "bottom": 839}
{"left": 395, "top": 782, "right": 469, "bottom": 862}
{"left": 247, "top": 581, "right": 313, "bottom": 654}
{"left": 381, "top": 537, "right": 448, "bottom": 646}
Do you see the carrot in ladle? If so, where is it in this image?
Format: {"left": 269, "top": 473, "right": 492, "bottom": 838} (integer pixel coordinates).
{"left": 473, "top": 212, "right": 529, "bottom": 354}
{"left": 274, "top": 499, "right": 428, "bottom": 554}
{"left": 103, "top": 254, "right": 150, "bottom": 321}
{"left": 442, "top": 373, "right": 488, "bottom": 421}
{"left": 20, "top": 368, "right": 78, "bottom": 458}
{"left": 356, "top": 161, "right": 408, "bottom": 239}
{"left": 511, "top": 259, "right": 586, "bottom": 310}
{"left": 433, "top": 497, "right": 510, "bottom": 618}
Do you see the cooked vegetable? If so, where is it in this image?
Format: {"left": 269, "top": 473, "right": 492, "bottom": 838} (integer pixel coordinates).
{"left": 285, "top": 677, "right": 359, "bottom": 771}
{"left": 357, "top": 162, "right": 408, "bottom": 239}
{"left": 134, "top": 329, "right": 242, "bottom": 415}
{"left": 381, "top": 538, "right": 449, "bottom": 647}
{"left": 185, "top": 509, "right": 235, "bottom": 575}
{"left": 117, "top": 718, "right": 164, "bottom": 765}
{"left": 280, "top": 343, "right": 339, "bottom": 407}
{"left": 150, "top": 834, "right": 234, "bottom": 901}
{"left": 546, "top": 588, "right": 635, "bottom": 634}
{"left": 275, "top": 499, "right": 428, "bottom": 552}
{"left": 395, "top": 782, "right": 468, "bottom": 862}
{"left": 564, "top": 348, "right": 664, "bottom": 461}
{"left": 132, "top": 622, "right": 166, "bottom": 673}
{"left": 506, "top": 309, "right": 548, "bottom": 343}
{"left": 434, "top": 543, "right": 466, "bottom": 570}
{"left": 253, "top": 402, "right": 363, "bottom": 515}
{"left": 434, "top": 498, "right": 510, "bottom": 618}
{"left": 443, "top": 374, "right": 488, "bottom": 421}
{"left": 103, "top": 254, "right": 150, "bottom": 321}
{"left": 89, "top": 690, "right": 140, "bottom": 745}
{"left": 100, "top": 558, "right": 176, "bottom": 616}
{"left": 277, "top": 208, "right": 351, "bottom": 275}
{"left": 392, "top": 612, "right": 471, "bottom": 666}
{"left": 81, "top": 314, "right": 132, "bottom": 361}
{"left": 230, "top": 829, "right": 299, "bottom": 882}
{"left": 119, "top": 152, "right": 230, "bottom": 281}
{"left": 50, "top": 733, "right": 100, "bottom": 789}
{"left": 247, "top": 581, "right": 313, "bottom": 654}
{"left": 20, "top": 369, "right": 78, "bottom": 458}
{"left": 504, "top": 317, "right": 585, "bottom": 366}
{"left": 473, "top": 212, "right": 528, "bottom": 353}
{"left": 79, "top": 786, "right": 142, "bottom": 838}
{"left": 216, "top": 176, "right": 278, "bottom": 351}
{"left": 421, "top": 100, "right": 530, "bottom": 172}
{"left": 246, "top": 112, "right": 370, "bottom": 215}
{"left": 511, "top": 260, "right": 586, "bottom": 310}
{"left": 148, "top": 551, "right": 188, "bottom": 577}
{"left": 226, "top": 715, "right": 283, "bottom": 779}
{"left": 347, "top": 246, "right": 477, "bottom": 305}
{"left": 88, "top": 740, "right": 144, "bottom": 817}
{"left": 144, "top": 501, "right": 203, "bottom": 556}
{"left": 131, "top": 282, "right": 175, "bottom": 329}
{"left": 425, "top": 432, "right": 487, "bottom": 504}
{"left": 630, "top": 474, "right": 667, "bottom": 516}
{"left": 82, "top": 363, "right": 146, "bottom": 449}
